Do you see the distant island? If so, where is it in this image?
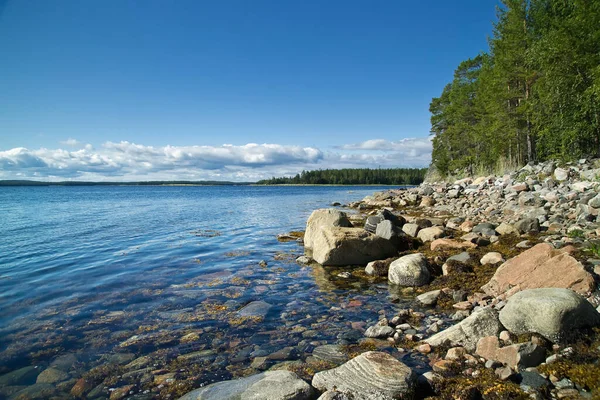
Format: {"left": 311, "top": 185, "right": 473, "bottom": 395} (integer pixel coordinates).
{"left": 0, "top": 180, "right": 251, "bottom": 186}
{"left": 256, "top": 167, "right": 427, "bottom": 185}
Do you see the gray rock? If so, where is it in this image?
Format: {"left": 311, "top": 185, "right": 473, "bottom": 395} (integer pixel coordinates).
{"left": 0, "top": 366, "right": 39, "bottom": 386}
{"left": 499, "top": 288, "right": 600, "bottom": 343}
{"left": 376, "top": 220, "right": 409, "bottom": 250}
{"left": 473, "top": 223, "right": 497, "bottom": 235}
{"left": 416, "top": 290, "right": 441, "bottom": 306}
{"left": 402, "top": 223, "right": 420, "bottom": 238}
{"left": 519, "top": 371, "right": 550, "bottom": 393}
{"left": 364, "top": 324, "right": 395, "bottom": 338}
{"left": 448, "top": 252, "right": 471, "bottom": 264}
{"left": 317, "top": 391, "right": 351, "bottom": 400}
{"left": 312, "top": 345, "right": 349, "bottom": 365}
{"left": 480, "top": 252, "right": 504, "bottom": 265}
{"left": 310, "top": 227, "right": 398, "bottom": 266}
{"left": 304, "top": 209, "right": 352, "bottom": 251}
{"left": 554, "top": 167, "right": 569, "bottom": 181}
{"left": 417, "top": 226, "right": 445, "bottom": 242}
{"left": 311, "top": 351, "right": 416, "bottom": 400}
{"left": 179, "top": 370, "right": 314, "bottom": 400}
{"left": 495, "top": 222, "right": 517, "bottom": 236}
{"left": 514, "top": 218, "right": 540, "bottom": 234}
{"left": 388, "top": 253, "right": 430, "bottom": 286}
{"left": 424, "top": 307, "right": 502, "bottom": 352}
{"left": 365, "top": 259, "right": 393, "bottom": 277}
{"left": 237, "top": 301, "right": 272, "bottom": 319}
{"left": 589, "top": 193, "right": 600, "bottom": 209}
{"left": 36, "top": 367, "right": 69, "bottom": 384}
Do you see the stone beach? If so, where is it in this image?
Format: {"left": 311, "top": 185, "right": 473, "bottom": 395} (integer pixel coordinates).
{"left": 2, "top": 159, "right": 600, "bottom": 399}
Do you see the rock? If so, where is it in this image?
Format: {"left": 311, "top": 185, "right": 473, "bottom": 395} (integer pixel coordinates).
{"left": 475, "top": 336, "right": 546, "bottom": 370}
{"left": 311, "top": 227, "right": 398, "bottom": 266}
{"left": 416, "top": 290, "right": 441, "bottom": 306}
{"left": 0, "top": 366, "right": 39, "bottom": 386}
{"left": 296, "top": 256, "right": 312, "bottom": 265}
{"left": 417, "top": 227, "right": 445, "bottom": 242}
{"left": 495, "top": 222, "right": 517, "bottom": 236}
{"left": 311, "top": 351, "right": 416, "bottom": 400}
{"left": 10, "top": 384, "right": 57, "bottom": 400}
{"left": 317, "top": 391, "right": 351, "bottom": 400}
{"left": 376, "top": 220, "right": 409, "bottom": 250}
{"left": 519, "top": 370, "right": 551, "bottom": 393}
{"left": 110, "top": 385, "right": 135, "bottom": 400}
{"left": 448, "top": 251, "right": 471, "bottom": 264}
{"left": 364, "top": 324, "right": 395, "bottom": 338}
{"left": 588, "top": 193, "right": 600, "bottom": 208}
{"left": 71, "top": 378, "right": 93, "bottom": 398}
{"left": 554, "top": 167, "right": 569, "bottom": 181}
{"left": 388, "top": 253, "right": 430, "bottom": 286}
{"left": 179, "top": 370, "right": 314, "bottom": 400}
{"left": 312, "top": 345, "right": 349, "bottom": 365}
{"left": 304, "top": 209, "right": 352, "bottom": 250}
{"left": 402, "top": 223, "right": 420, "bottom": 238}
{"left": 36, "top": 368, "right": 69, "bottom": 384}
{"left": 424, "top": 307, "right": 502, "bottom": 352}
{"left": 430, "top": 238, "right": 476, "bottom": 251}
{"left": 238, "top": 301, "right": 272, "bottom": 319}
{"left": 445, "top": 347, "right": 467, "bottom": 361}
{"left": 473, "top": 223, "right": 497, "bottom": 236}
{"left": 499, "top": 288, "right": 600, "bottom": 343}
{"left": 514, "top": 218, "right": 540, "bottom": 234}
{"left": 420, "top": 196, "right": 436, "bottom": 207}
{"left": 365, "top": 258, "right": 394, "bottom": 277}
{"left": 481, "top": 243, "right": 595, "bottom": 298}
{"left": 480, "top": 252, "right": 504, "bottom": 265}
{"left": 459, "top": 220, "right": 476, "bottom": 232}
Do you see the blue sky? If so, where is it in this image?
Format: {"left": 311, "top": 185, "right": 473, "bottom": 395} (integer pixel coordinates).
{"left": 0, "top": 0, "right": 497, "bottom": 181}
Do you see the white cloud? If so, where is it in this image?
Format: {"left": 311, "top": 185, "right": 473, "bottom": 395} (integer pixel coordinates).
{"left": 0, "top": 138, "right": 431, "bottom": 181}
{"left": 60, "top": 138, "right": 81, "bottom": 147}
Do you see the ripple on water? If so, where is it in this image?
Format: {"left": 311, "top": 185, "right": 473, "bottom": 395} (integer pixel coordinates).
{"left": 0, "top": 185, "right": 423, "bottom": 398}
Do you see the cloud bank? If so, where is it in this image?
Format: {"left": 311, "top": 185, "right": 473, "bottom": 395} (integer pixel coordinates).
{"left": 0, "top": 138, "right": 431, "bottom": 181}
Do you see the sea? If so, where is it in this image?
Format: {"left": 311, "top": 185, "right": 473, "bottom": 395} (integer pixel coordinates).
{"left": 0, "top": 185, "right": 426, "bottom": 398}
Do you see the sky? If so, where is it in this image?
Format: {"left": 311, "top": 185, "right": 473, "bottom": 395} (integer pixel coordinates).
{"left": 0, "top": 0, "right": 498, "bottom": 181}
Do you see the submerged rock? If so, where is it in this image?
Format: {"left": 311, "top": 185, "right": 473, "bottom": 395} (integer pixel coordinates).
{"left": 311, "top": 351, "right": 416, "bottom": 400}
{"left": 178, "top": 370, "right": 314, "bottom": 400}
{"left": 499, "top": 288, "right": 600, "bottom": 342}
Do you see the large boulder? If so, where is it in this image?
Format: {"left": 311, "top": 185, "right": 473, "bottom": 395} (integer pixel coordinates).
{"left": 311, "top": 227, "right": 398, "bottom": 266}
{"left": 311, "top": 351, "right": 416, "bottom": 400}
{"left": 499, "top": 288, "right": 600, "bottom": 343}
{"left": 424, "top": 307, "right": 503, "bottom": 352}
{"left": 481, "top": 243, "right": 595, "bottom": 298}
{"left": 388, "top": 253, "right": 430, "bottom": 286}
{"left": 178, "top": 370, "right": 314, "bottom": 400}
{"left": 304, "top": 209, "right": 352, "bottom": 251}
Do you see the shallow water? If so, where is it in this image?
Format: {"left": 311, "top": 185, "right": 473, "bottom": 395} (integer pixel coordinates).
{"left": 0, "top": 185, "right": 426, "bottom": 398}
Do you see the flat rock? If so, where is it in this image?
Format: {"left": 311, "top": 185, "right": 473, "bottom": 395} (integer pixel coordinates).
{"left": 237, "top": 301, "right": 273, "bottom": 318}
{"left": 178, "top": 370, "right": 314, "bottom": 400}
{"left": 0, "top": 366, "right": 39, "bottom": 386}
{"left": 311, "top": 227, "right": 398, "bottom": 266}
{"left": 499, "top": 288, "right": 600, "bottom": 343}
{"left": 481, "top": 243, "right": 595, "bottom": 298}
{"left": 424, "top": 307, "right": 502, "bottom": 352}
{"left": 417, "top": 226, "right": 445, "bottom": 242}
{"left": 312, "top": 345, "right": 349, "bottom": 365}
{"left": 388, "top": 253, "right": 430, "bottom": 286}
{"left": 311, "top": 351, "right": 416, "bottom": 400}
{"left": 430, "top": 238, "right": 476, "bottom": 251}
{"left": 36, "top": 368, "right": 69, "bottom": 384}
{"left": 365, "top": 324, "right": 395, "bottom": 338}
{"left": 475, "top": 336, "right": 546, "bottom": 370}
{"left": 416, "top": 290, "right": 441, "bottom": 306}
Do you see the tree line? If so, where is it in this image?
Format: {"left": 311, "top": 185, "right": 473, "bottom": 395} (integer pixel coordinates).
{"left": 257, "top": 168, "right": 427, "bottom": 185}
{"left": 430, "top": 0, "right": 600, "bottom": 177}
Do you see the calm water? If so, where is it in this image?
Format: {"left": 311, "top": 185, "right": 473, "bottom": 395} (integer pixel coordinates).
{"left": 0, "top": 185, "right": 425, "bottom": 398}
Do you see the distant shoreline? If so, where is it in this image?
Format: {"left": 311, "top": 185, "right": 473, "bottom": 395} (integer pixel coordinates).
{"left": 0, "top": 180, "right": 415, "bottom": 187}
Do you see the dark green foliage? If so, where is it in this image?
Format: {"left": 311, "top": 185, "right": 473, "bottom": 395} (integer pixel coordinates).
{"left": 256, "top": 168, "right": 427, "bottom": 185}
{"left": 431, "top": 0, "right": 600, "bottom": 176}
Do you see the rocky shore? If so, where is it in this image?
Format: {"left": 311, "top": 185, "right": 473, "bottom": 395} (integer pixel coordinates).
{"left": 179, "top": 159, "right": 600, "bottom": 399}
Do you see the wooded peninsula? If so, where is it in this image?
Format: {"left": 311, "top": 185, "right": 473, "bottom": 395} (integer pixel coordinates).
{"left": 430, "top": 0, "right": 600, "bottom": 178}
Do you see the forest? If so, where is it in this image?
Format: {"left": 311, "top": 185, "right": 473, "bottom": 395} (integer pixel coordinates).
{"left": 257, "top": 168, "right": 427, "bottom": 185}
{"left": 430, "top": 0, "right": 600, "bottom": 177}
